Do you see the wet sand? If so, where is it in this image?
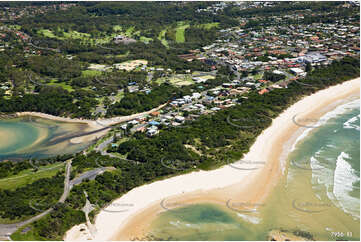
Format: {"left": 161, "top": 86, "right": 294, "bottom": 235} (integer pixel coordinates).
{"left": 15, "top": 125, "right": 49, "bottom": 153}
{"left": 15, "top": 112, "right": 103, "bottom": 144}
{"left": 0, "top": 129, "right": 16, "bottom": 150}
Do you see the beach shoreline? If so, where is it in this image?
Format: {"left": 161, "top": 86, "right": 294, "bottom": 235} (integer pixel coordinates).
{"left": 64, "top": 78, "right": 360, "bottom": 241}
{"left": 15, "top": 103, "right": 167, "bottom": 144}
{"left": 15, "top": 103, "right": 167, "bottom": 127}
{"left": 15, "top": 111, "right": 99, "bottom": 126}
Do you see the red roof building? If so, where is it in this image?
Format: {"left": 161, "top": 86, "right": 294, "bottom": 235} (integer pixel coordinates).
{"left": 258, "top": 89, "right": 269, "bottom": 95}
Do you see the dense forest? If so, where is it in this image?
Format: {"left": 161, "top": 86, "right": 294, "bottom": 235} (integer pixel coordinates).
{"left": 5, "top": 56, "right": 359, "bottom": 240}
{"left": 0, "top": 174, "right": 64, "bottom": 220}
{"left": 0, "top": 86, "right": 95, "bottom": 118}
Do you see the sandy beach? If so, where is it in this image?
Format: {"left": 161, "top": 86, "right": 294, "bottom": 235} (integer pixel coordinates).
{"left": 64, "top": 78, "right": 360, "bottom": 241}
{"left": 16, "top": 112, "right": 99, "bottom": 126}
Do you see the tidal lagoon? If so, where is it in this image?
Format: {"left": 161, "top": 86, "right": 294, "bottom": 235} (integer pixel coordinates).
{"left": 0, "top": 116, "right": 94, "bottom": 160}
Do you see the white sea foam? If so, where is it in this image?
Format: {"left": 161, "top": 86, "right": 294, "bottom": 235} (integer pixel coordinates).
{"left": 325, "top": 227, "right": 332, "bottom": 232}
{"left": 169, "top": 220, "right": 182, "bottom": 227}
{"left": 326, "top": 144, "right": 337, "bottom": 148}
{"left": 311, "top": 149, "right": 360, "bottom": 220}
{"left": 236, "top": 213, "right": 261, "bottom": 224}
{"left": 291, "top": 99, "right": 360, "bottom": 219}
{"left": 332, "top": 152, "right": 360, "bottom": 219}
{"left": 343, "top": 114, "right": 360, "bottom": 131}
{"left": 311, "top": 153, "right": 335, "bottom": 200}
{"left": 310, "top": 155, "right": 324, "bottom": 171}
{"left": 291, "top": 99, "right": 360, "bottom": 152}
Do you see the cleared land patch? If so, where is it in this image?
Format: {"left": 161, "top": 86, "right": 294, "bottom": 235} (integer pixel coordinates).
{"left": 156, "top": 74, "right": 194, "bottom": 86}
{"left": 88, "top": 63, "right": 111, "bottom": 71}
{"left": 113, "top": 59, "right": 148, "bottom": 71}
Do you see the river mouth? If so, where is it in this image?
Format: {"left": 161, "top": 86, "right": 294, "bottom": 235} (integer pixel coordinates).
{"left": 0, "top": 116, "right": 95, "bottom": 161}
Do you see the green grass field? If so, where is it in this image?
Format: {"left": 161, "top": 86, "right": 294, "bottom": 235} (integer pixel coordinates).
{"left": 82, "top": 70, "right": 103, "bottom": 77}
{"left": 175, "top": 23, "right": 190, "bottom": 43}
{"left": 39, "top": 28, "right": 112, "bottom": 45}
{"left": 38, "top": 29, "right": 58, "bottom": 38}
{"left": 0, "top": 162, "right": 65, "bottom": 191}
{"left": 8, "top": 24, "right": 21, "bottom": 30}
{"left": 197, "top": 22, "right": 220, "bottom": 30}
{"left": 113, "top": 25, "right": 123, "bottom": 32}
{"left": 47, "top": 79, "right": 74, "bottom": 92}
{"left": 158, "top": 29, "right": 169, "bottom": 47}
{"left": 62, "top": 30, "right": 90, "bottom": 39}
{"left": 140, "top": 36, "right": 153, "bottom": 43}
{"left": 93, "top": 34, "right": 115, "bottom": 44}
{"left": 38, "top": 29, "right": 90, "bottom": 41}
{"left": 125, "top": 26, "right": 135, "bottom": 36}
{"left": 38, "top": 26, "right": 152, "bottom": 46}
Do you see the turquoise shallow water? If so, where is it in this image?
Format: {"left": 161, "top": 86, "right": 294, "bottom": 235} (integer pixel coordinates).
{"left": 149, "top": 99, "right": 360, "bottom": 241}
{"left": 0, "top": 120, "right": 39, "bottom": 155}
{"left": 150, "top": 204, "right": 267, "bottom": 241}
{"left": 0, "top": 116, "right": 92, "bottom": 160}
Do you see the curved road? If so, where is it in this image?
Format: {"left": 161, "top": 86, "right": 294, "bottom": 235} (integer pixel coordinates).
{"left": 28, "top": 38, "right": 60, "bottom": 53}
{"left": 0, "top": 160, "right": 71, "bottom": 240}
{"left": 0, "top": 160, "right": 112, "bottom": 240}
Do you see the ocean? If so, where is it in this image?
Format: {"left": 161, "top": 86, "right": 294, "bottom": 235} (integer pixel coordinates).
{"left": 148, "top": 98, "right": 360, "bottom": 241}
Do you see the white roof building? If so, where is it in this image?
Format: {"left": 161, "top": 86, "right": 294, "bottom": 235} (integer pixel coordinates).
{"left": 128, "top": 120, "right": 139, "bottom": 125}
{"left": 290, "top": 68, "right": 306, "bottom": 77}
{"left": 175, "top": 116, "right": 185, "bottom": 123}
{"left": 290, "top": 68, "right": 304, "bottom": 74}
{"left": 192, "top": 93, "right": 201, "bottom": 99}
{"left": 273, "top": 70, "right": 284, "bottom": 75}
